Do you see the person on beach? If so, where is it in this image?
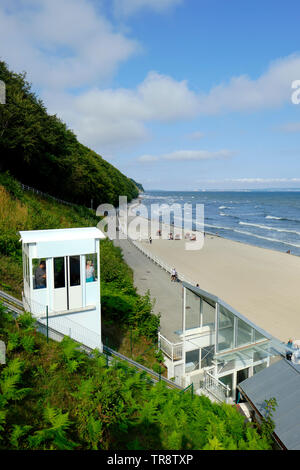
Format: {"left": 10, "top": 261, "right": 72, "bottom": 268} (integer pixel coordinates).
{"left": 149, "top": 236, "right": 152, "bottom": 244}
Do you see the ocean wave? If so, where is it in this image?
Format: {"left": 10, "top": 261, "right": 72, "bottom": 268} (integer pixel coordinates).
{"left": 219, "top": 213, "right": 239, "bottom": 219}
{"left": 265, "top": 215, "right": 300, "bottom": 223}
{"left": 234, "top": 229, "right": 300, "bottom": 248}
{"left": 203, "top": 223, "right": 233, "bottom": 231}
{"left": 239, "top": 221, "right": 300, "bottom": 236}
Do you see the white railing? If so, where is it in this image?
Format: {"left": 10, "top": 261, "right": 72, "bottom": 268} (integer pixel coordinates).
{"left": 22, "top": 294, "right": 47, "bottom": 317}
{"left": 159, "top": 333, "right": 183, "bottom": 361}
{"left": 21, "top": 184, "right": 78, "bottom": 208}
{"left": 203, "top": 370, "right": 231, "bottom": 403}
{"left": 38, "top": 315, "right": 101, "bottom": 351}
{"left": 22, "top": 295, "right": 101, "bottom": 351}
{"left": 127, "top": 236, "right": 195, "bottom": 285}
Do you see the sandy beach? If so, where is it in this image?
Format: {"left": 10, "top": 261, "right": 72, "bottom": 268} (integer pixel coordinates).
{"left": 126, "top": 206, "right": 300, "bottom": 342}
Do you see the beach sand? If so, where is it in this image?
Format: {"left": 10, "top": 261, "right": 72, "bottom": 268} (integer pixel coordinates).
{"left": 126, "top": 208, "right": 300, "bottom": 342}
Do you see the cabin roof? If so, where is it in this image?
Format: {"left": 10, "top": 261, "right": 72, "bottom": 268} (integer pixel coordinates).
{"left": 19, "top": 227, "right": 106, "bottom": 244}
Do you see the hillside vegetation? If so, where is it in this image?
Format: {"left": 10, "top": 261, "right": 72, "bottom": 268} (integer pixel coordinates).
{"left": 0, "top": 304, "right": 272, "bottom": 450}
{"left": 0, "top": 173, "right": 160, "bottom": 367}
{"left": 0, "top": 61, "right": 139, "bottom": 207}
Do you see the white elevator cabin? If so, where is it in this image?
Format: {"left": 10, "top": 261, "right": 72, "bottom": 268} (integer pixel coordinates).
{"left": 19, "top": 227, "right": 106, "bottom": 350}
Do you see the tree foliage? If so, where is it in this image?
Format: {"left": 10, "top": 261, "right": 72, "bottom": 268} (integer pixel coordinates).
{"left": 0, "top": 61, "right": 139, "bottom": 207}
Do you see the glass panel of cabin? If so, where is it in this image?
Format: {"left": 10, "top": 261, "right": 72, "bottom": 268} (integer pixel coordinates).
{"left": 54, "top": 257, "right": 65, "bottom": 289}
{"left": 69, "top": 256, "right": 81, "bottom": 286}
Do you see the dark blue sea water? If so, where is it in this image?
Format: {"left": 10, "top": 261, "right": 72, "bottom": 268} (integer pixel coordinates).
{"left": 139, "top": 191, "right": 300, "bottom": 256}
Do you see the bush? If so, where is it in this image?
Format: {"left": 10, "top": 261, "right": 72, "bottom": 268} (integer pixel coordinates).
{"left": 0, "top": 171, "right": 24, "bottom": 200}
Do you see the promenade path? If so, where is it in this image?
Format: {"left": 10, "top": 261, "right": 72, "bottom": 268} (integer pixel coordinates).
{"left": 113, "top": 237, "right": 183, "bottom": 343}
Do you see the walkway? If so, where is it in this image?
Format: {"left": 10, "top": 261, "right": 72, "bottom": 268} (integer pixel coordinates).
{"left": 113, "top": 237, "right": 183, "bottom": 342}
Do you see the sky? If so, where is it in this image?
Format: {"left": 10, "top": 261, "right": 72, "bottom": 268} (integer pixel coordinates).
{"left": 1, "top": 0, "right": 300, "bottom": 190}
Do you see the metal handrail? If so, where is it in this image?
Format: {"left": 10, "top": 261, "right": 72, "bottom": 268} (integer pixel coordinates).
{"left": 204, "top": 369, "right": 231, "bottom": 403}
{"left": 158, "top": 332, "right": 183, "bottom": 361}
{"left": 126, "top": 235, "right": 195, "bottom": 285}
{"left": 0, "top": 290, "right": 184, "bottom": 391}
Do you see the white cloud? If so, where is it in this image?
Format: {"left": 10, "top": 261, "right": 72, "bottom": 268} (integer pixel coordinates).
{"left": 45, "top": 72, "right": 200, "bottom": 152}
{"left": 136, "top": 149, "right": 235, "bottom": 163}
{"left": 2, "top": 1, "right": 300, "bottom": 157}
{"left": 228, "top": 178, "right": 300, "bottom": 183}
{"left": 197, "top": 54, "right": 300, "bottom": 114}
{"left": 54, "top": 54, "right": 300, "bottom": 152}
{"left": 0, "top": 0, "right": 139, "bottom": 90}
{"left": 113, "top": 0, "right": 182, "bottom": 17}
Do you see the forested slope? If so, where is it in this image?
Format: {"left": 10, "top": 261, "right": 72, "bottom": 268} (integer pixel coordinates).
{"left": 0, "top": 61, "right": 139, "bottom": 207}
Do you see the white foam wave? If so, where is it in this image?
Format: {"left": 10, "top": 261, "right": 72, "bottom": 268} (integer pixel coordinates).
{"left": 234, "top": 229, "right": 300, "bottom": 248}
{"left": 239, "top": 221, "right": 300, "bottom": 236}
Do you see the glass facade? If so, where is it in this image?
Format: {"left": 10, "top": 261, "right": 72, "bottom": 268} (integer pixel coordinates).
{"left": 202, "top": 298, "right": 215, "bottom": 329}
{"left": 185, "top": 288, "right": 216, "bottom": 331}
{"left": 185, "top": 288, "right": 201, "bottom": 330}
{"left": 185, "top": 349, "right": 199, "bottom": 373}
{"left": 218, "top": 305, "right": 235, "bottom": 352}
{"left": 181, "top": 286, "right": 274, "bottom": 403}
{"left": 201, "top": 345, "right": 214, "bottom": 369}
{"left": 237, "top": 318, "right": 253, "bottom": 347}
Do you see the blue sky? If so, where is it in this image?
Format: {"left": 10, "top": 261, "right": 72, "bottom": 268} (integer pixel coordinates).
{"left": 1, "top": 0, "right": 300, "bottom": 190}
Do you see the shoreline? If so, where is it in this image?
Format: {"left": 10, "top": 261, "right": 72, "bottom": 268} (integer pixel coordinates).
{"left": 132, "top": 197, "right": 298, "bottom": 258}
{"left": 136, "top": 195, "right": 300, "bottom": 258}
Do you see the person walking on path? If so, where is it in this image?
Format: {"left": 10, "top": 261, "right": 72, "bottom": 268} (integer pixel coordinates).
{"left": 149, "top": 236, "right": 152, "bottom": 244}
{"left": 171, "top": 267, "right": 177, "bottom": 282}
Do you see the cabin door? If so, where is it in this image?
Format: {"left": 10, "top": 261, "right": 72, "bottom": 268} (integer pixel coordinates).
{"left": 53, "top": 256, "right": 82, "bottom": 312}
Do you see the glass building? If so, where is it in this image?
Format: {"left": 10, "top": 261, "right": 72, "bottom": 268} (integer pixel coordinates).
{"left": 159, "top": 282, "right": 283, "bottom": 403}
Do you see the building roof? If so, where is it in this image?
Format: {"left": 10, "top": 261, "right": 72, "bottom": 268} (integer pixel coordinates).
{"left": 238, "top": 359, "right": 300, "bottom": 450}
{"left": 182, "top": 281, "right": 273, "bottom": 341}
{"left": 19, "top": 227, "right": 106, "bottom": 244}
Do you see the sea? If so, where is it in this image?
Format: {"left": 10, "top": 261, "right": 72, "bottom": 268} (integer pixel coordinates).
{"left": 139, "top": 191, "right": 300, "bottom": 256}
